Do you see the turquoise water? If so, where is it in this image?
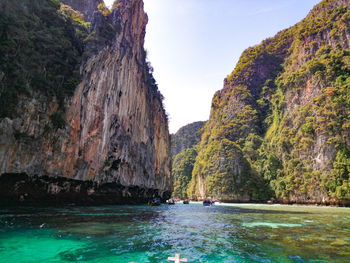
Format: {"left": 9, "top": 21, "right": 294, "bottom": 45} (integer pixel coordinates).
{"left": 0, "top": 203, "right": 349, "bottom": 262}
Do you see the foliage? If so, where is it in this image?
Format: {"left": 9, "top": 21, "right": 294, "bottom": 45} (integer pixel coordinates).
{"left": 98, "top": 3, "right": 111, "bottom": 17}
{"left": 171, "top": 121, "right": 206, "bottom": 156}
{"left": 59, "top": 4, "right": 90, "bottom": 28}
{"left": 112, "top": 0, "right": 122, "bottom": 9}
{"left": 172, "top": 147, "right": 198, "bottom": 199}
{"left": 262, "top": 47, "right": 350, "bottom": 200}
{"left": 189, "top": 138, "right": 270, "bottom": 201}
{"left": 226, "top": 28, "right": 293, "bottom": 90}
{"left": 50, "top": 112, "right": 66, "bottom": 130}
{"left": 191, "top": 0, "right": 350, "bottom": 203}
{"left": 326, "top": 147, "right": 350, "bottom": 199}
{"left": 0, "top": 0, "right": 87, "bottom": 118}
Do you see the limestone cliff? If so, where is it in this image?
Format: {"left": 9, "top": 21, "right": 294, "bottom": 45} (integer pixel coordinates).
{"left": 0, "top": 0, "right": 172, "bottom": 205}
{"left": 171, "top": 121, "right": 205, "bottom": 199}
{"left": 189, "top": 0, "right": 350, "bottom": 205}
{"left": 171, "top": 121, "right": 206, "bottom": 156}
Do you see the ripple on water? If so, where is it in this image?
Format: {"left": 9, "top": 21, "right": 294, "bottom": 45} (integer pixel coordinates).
{"left": 0, "top": 204, "right": 349, "bottom": 262}
{"left": 242, "top": 222, "right": 303, "bottom": 228}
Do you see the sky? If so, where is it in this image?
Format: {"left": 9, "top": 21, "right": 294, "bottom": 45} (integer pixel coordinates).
{"left": 104, "top": 0, "right": 320, "bottom": 133}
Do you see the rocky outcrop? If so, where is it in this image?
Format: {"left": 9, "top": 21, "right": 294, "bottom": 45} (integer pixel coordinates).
{"left": 170, "top": 122, "right": 205, "bottom": 199}
{"left": 189, "top": 0, "right": 350, "bottom": 205}
{"left": 62, "top": 0, "right": 100, "bottom": 22}
{"left": 171, "top": 121, "right": 206, "bottom": 156}
{"left": 0, "top": 0, "right": 172, "bottom": 205}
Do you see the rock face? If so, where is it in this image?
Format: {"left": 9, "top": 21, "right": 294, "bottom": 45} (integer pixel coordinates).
{"left": 171, "top": 121, "right": 206, "bottom": 156}
{"left": 171, "top": 121, "right": 206, "bottom": 199}
{"left": 0, "top": 0, "right": 172, "bottom": 205}
{"left": 189, "top": 0, "right": 350, "bottom": 205}
{"left": 62, "top": 0, "right": 101, "bottom": 22}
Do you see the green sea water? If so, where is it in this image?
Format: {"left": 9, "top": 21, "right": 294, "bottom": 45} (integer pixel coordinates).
{"left": 0, "top": 203, "right": 349, "bottom": 263}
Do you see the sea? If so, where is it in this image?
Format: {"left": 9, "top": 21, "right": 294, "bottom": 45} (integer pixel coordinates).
{"left": 0, "top": 202, "right": 349, "bottom": 262}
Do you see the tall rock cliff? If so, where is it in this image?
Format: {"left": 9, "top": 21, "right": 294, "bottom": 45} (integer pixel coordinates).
{"left": 189, "top": 0, "right": 350, "bottom": 205}
{"left": 171, "top": 121, "right": 206, "bottom": 199}
{"left": 0, "top": 0, "right": 172, "bottom": 205}
{"left": 171, "top": 121, "right": 206, "bottom": 156}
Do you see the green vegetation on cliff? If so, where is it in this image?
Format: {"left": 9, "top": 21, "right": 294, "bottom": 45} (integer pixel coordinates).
{"left": 0, "top": 0, "right": 88, "bottom": 118}
{"left": 171, "top": 121, "right": 206, "bottom": 156}
{"left": 172, "top": 147, "right": 198, "bottom": 199}
{"left": 263, "top": 48, "right": 350, "bottom": 201}
{"left": 189, "top": 0, "right": 350, "bottom": 204}
{"left": 171, "top": 121, "right": 206, "bottom": 198}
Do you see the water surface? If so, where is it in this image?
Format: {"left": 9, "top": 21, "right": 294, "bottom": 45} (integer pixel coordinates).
{"left": 0, "top": 203, "right": 349, "bottom": 262}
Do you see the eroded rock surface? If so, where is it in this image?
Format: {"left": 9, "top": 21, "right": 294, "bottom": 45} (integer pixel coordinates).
{"left": 189, "top": 0, "right": 350, "bottom": 205}
{"left": 0, "top": 0, "right": 172, "bottom": 205}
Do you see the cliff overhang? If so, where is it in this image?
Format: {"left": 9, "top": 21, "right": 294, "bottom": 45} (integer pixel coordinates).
{"left": 0, "top": 173, "right": 171, "bottom": 206}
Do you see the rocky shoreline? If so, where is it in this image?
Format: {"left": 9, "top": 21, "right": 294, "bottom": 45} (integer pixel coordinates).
{"left": 0, "top": 173, "right": 171, "bottom": 206}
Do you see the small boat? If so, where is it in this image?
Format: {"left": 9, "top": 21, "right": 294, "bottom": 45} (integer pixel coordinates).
{"left": 183, "top": 199, "right": 189, "bottom": 204}
{"left": 167, "top": 198, "right": 175, "bottom": 205}
{"left": 203, "top": 199, "right": 213, "bottom": 206}
{"left": 149, "top": 198, "right": 161, "bottom": 206}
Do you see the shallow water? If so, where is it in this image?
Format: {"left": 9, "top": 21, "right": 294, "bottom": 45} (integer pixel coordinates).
{"left": 0, "top": 203, "right": 349, "bottom": 262}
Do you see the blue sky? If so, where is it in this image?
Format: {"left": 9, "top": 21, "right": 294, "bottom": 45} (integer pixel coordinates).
{"left": 104, "top": 0, "right": 320, "bottom": 133}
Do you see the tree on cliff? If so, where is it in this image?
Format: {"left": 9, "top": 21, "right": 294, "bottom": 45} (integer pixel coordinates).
{"left": 189, "top": 0, "right": 350, "bottom": 204}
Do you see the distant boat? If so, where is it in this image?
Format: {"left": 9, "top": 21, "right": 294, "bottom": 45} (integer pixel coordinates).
{"left": 149, "top": 198, "right": 161, "bottom": 206}
{"left": 167, "top": 198, "right": 175, "bottom": 205}
{"left": 203, "top": 199, "right": 213, "bottom": 206}
{"left": 183, "top": 199, "right": 189, "bottom": 204}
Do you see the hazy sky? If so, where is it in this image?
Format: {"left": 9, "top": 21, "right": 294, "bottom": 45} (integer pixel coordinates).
{"left": 104, "top": 0, "right": 320, "bottom": 133}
